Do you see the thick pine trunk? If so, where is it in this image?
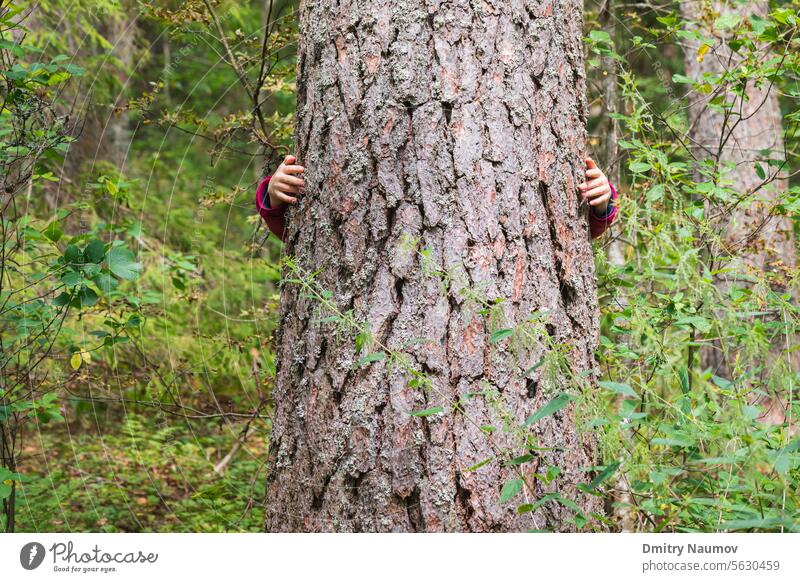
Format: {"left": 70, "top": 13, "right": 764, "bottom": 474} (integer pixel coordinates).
{"left": 681, "top": 0, "right": 795, "bottom": 424}
{"left": 266, "top": 0, "right": 602, "bottom": 532}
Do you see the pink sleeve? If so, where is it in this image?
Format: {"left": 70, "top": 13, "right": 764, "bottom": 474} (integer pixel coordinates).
{"left": 255, "top": 176, "right": 287, "bottom": 241}
{"left": 589, "top": 182, "right": 618, "bottom": 240}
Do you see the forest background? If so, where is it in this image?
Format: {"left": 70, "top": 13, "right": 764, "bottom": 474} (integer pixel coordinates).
{"left": 1, "top": 0, "right": 800, "bottom": 532}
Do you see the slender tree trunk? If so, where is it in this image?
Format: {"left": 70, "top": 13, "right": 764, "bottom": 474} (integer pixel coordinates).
{"left": 599, "top": 0, "right": 624, "bottom": 269}
{"left": 680, "top": 0, "right": 795, "bottom": 425}
{"left": 266, "top": 0, "right": 602, "bottom": 532}
{"left": 597, "top": 0, "right": 634, "bottom": 532}
{"left": 600, "top": 0, "right": 619, "bottom": 187}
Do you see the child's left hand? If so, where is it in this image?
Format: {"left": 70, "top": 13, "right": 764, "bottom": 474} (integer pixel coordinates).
{"left": 579, "top": 158, "right": 612, "bottom": 215}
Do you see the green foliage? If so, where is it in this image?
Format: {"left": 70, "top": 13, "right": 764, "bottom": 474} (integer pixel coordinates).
{"left": 583, "top": 0, "right": 800, "bottom": 532}
{"left": 5, "top": 0, "right": 800, "bottom": 534}
{"left": 1, "top": 0, "right": 293, "bottom": 533}
{"left": 15, "top": 416, "right": 267, "bottom": 532}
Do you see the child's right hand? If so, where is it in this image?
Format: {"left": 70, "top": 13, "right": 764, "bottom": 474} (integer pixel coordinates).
{"left": 267, "top": 155, "right": 305, "bottom": 209}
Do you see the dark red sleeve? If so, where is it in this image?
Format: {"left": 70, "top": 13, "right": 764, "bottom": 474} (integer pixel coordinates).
{"left": 589, "top": 182, "right": 619, "bottom": 240}
{"left": 255, "top": 176, "right": 287, "bottom": 241}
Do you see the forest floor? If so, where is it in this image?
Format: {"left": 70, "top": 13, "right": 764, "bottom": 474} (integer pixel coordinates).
{"left": 15, "top": 412, "right": 268, "bottom": 532}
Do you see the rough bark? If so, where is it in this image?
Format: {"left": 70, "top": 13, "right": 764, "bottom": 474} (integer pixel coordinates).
{"left": 266, "top": 0, "right": 602, "bottom": 532}
{"left": 680, "top": 0, "right": 795, "bottom": 425}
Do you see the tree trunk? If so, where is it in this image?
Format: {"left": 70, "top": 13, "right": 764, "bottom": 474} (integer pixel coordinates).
{"left": 599, "top": 0, "right": 624, "bottom": 269}
{"left": 680, "top": 0, "right": 795, "bottom": 425}
{"left": 266, "top": 0, "right": 602, "bottom": 532}
{"left": 600, "top": 0, "right": 619, "bottom": 188}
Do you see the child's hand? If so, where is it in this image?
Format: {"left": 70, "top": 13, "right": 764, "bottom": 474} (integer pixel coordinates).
{"left": 268, "top": 154, "right": 305, "bottom": 209}
{"left": 579, "top": 158, "right": 612, "bottom": 215}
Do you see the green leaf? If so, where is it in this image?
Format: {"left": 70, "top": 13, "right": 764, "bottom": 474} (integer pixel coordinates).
{"left": 63, "top": 63, "right": 85, "bottom": 76}
{"left": 53, "top": 292, "right": 71, "bottom": 307}
{"left": 92, "top": 273, "right": 117, "bottom": 294}
{"left": 83, "top": 263, "right": 101, "bottom": 278}
{"left": 646, "top": 184, "right": 665, "bottom": 202}
{"left": 678, "top": 367, "right": 690, "bottom": 395}
{"left": 587, "top": 462, "right": 621, "bottom": 490}
{"left": 499, "top": 478, "right": 524, "bottom": 503}
{"left": 524, "top": 393, "right": 572, "bottom": 426}
{"left": 628, "top": 161, "right": 651, "bottom": 173}
{"left": 106, "top": 246, "right": 141, "bottom": 280}
{"left": 671, "top": 74, "right": 693, "bottom": 84}
{"left": 43, "top": 220, "right": 63, "bottom": 242}
{"left": 61, "top": 270, "right": 82, "bottom": 287}
{"left": 507, "top": 454, "right": 534, "bottom": 466}
{"left": 588, "top": 30, "right": 612, "bottom": 44}
{"left": 523, "top": 358, "right": 545, "bottom": 375}
{"left": 83, "top": 238, "right": 105, "bottom": 263}
{"left": 773, "top": 439, "right": 800, "bottom": 475}
{"left": 78, "top": 286, "right": 98, "bottom": 308}
{"left": 64, "top": 244, "right": 83, "bottom": 265}
{"left": 489, "top": 328, "right": 514, "bottom": 343}
{"left": 651, "top": 437, "right": 692, "bottom": 447}
{"left": 465, "top": 457, "right": 494, "bottom": 472}
{"left": 711, "top": 375, "right": 733, "bottom": 389}
{"left": 599, "top": 381, "right": 637, "bottom": 397}
{"left": 714, "top": 13, "right": 741, "bottom": 30}
{"left": 356, "top": 351, "right": 386, "bottom": 367}
{"left": 408, "top": 406, "right": 443, "bottom": 417}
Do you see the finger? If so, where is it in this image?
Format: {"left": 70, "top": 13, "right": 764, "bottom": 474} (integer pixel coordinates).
{"left": 589, "top": 192, "right": 611, "bottom": 206}
{"left": 583, "top": 185, "right": 610, "bottom": 200}
{"left": 579, "top": 178, "right": 604, "bottom": 190}
{"left": 585, "top": 157, "right": 598, "bottom": 170}
{"left": 278, "top": 175, "right": 305, "bottom": 188}
{"left": 283, "top": 155, "right": 297, "bottom": 165}
{"left": 585, "top": 168, "right": 603, "bottom": 179}
{"left": 282, "top": 165, "right": 306, "bottom": 175}
{"left": 277, "top": 185, "right": 302, "bottom": 194}
{"left": 274, "top": 191, "right": 298, "bottom": 204}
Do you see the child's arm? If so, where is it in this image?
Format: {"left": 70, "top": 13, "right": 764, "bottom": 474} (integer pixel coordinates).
{"left": 255, "top": 155, "right": 305, "bottom": 241}
{"left": 581, "top": 158, "right": 618, "bottom": 239}
{"left": 257, "top": 156, "right": 618, "bottom": 241}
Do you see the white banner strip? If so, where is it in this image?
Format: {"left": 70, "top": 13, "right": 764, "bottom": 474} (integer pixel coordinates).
{"left": 1, "top": 533, "right": 798, "bottom": 581}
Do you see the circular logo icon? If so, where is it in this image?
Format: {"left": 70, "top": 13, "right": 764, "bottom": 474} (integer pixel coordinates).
{"left": 20, "top": 542, "right": 46, "bottom": 570}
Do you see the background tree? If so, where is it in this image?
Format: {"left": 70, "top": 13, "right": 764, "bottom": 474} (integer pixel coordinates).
{"left": 266, "top": 0, "right": 604, "bottom": 532}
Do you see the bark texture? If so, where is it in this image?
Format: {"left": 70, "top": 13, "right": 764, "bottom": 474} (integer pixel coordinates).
{"left": 681, "top": 0, "right": 795, "bottom": 425}
{"left": 266, "top": 0, "right": 602, "bottom": 532}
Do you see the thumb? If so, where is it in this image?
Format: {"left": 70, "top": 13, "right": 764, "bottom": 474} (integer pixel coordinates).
{"left": 585, "top": 157, "right": 597, "bottom": 170}
{"left": 284, "top": 154, "right": 297, "bottom": 165}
